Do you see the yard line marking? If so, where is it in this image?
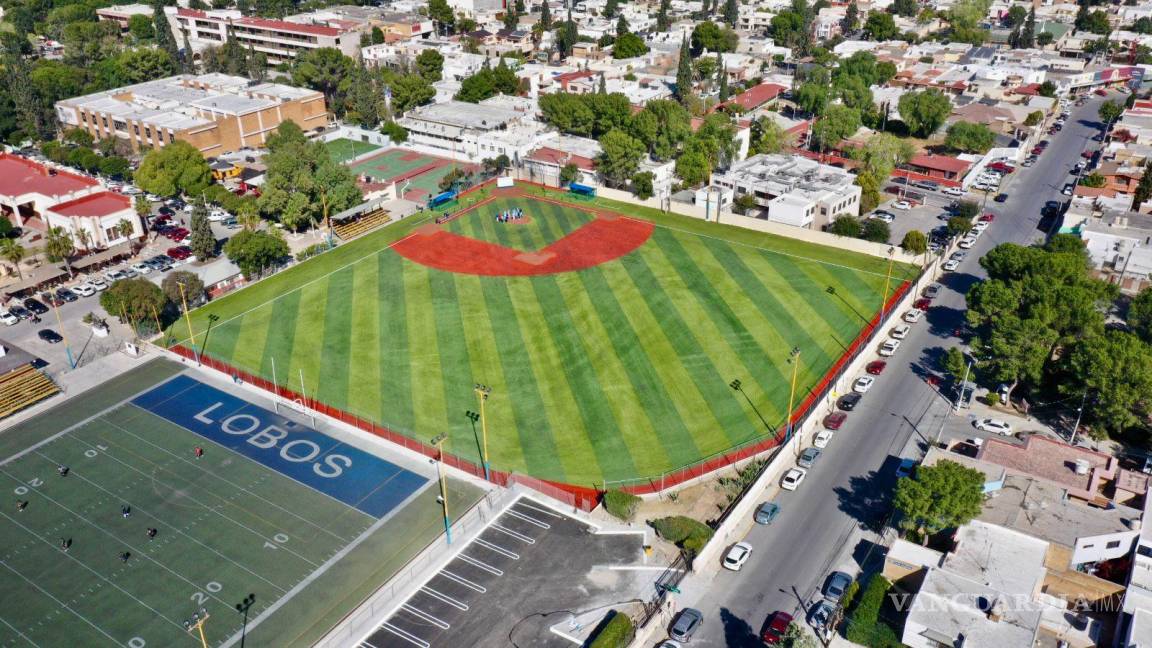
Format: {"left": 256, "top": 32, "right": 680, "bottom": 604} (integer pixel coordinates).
{"left": 474, "top": 538, "right": 519, "bottom": 560}
{"left": 401, "top": 605, "right": 449, "bottom": 629}
{"left": 0, "top": 511, "right": 188, "bottom": 631}
{"left": 505, "top": 510, "right": 549, "bottom": 529}
{"left": 380, "top": 622, "right": 430, "bottom": 648}
{"left": 491, "top": 524, "right": 535, "bottom": 544}
{"left": 359, "top": 642, "right": 379, "bottom": 648}
{"left": 514, "top": 500, "right": 565, "bottom": 519}
{"left": 48, "top": 430, "right": 321, "bottom": 569}
{"left": 0, "top": 614, "right": 41, "bottom": 647}
{"left": 458, "top": 554, "right": 503, "bottom": 576}
{"left": 0, "top": 470, "right": 235, "bottom": 610}
{"left": 440, "top": 570, "right": 486, "bottom": 593}
{"left": 0, "top": 561, "right": 121, "bottom": 645}
{"left": 419, "top": 587, "right": 468, "bottom": 611}
{"left": 31, "top": 449, "right": 289, "bottom": 594}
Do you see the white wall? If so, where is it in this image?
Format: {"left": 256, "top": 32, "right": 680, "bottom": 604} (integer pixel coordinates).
{"left": 1072, "top": 530, "right": 1139, "bottom": 566}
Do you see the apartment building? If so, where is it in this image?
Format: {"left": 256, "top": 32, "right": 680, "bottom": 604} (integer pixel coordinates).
{"left": 397, "top": 99, "right": 551, "bottom": 161}
{"left": 164, "top": 7, "right": 364, "bottom": 64}
{"left": 95, "top": 4, "right": 153, "bottom": 32}
{"left": 707, "top": 154, "right": 862, "bottom": 229}
{"left": 55, "top": 74, "right": 328, "bottom": 156}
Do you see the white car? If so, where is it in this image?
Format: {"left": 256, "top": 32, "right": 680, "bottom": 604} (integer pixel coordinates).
{"left": 902, "top": 308, "right": 924, "bottom": 323}
{"left": 853, "top": 376, "right": 875, "bottom": 393}
{"left": 1062, "top": 184, "right": 1074, "bottom": 196}
{"left": 958, "top": 237, "right": 977, "bottom": 249}
{"left": 975, "top": 419, "right": 1013, "bottom": 435}
{"left": 131, "top": 262, "right": 153, "bottom": 275}
{"left": 0, "top": 310, "right": 18, "bottom": 326}
{"left": 971, "top": 221, "right": 989, "bottom": 233}
{"left": 890, "top": 324, "right": 911, "bottom": 339}
{"left": 208, "top": 210, "right": 230, "bottom": 222}
{"left": 89, "top": 277, "right": 109, "bottom": 291}
{"left": 878, "top": 339, "right": 901, "bottom": 357}
{"left": 943, "top": 186, "right": 965, "bottom": 197}
{"left": 892, "top": 200, "right": 912, "bottom": 210}
{"left": 870, "top": 211, "right": 895, "bottom": 223}
{"left": 104, "top": 269, "right": 129, "bottom": 282}
{"left": 943, "top": 259, "right": 961, "bottom": 271}
{"left": 814, "top": 429, "right": 834, "bottom": 449}
{"left": 72, "top": 283, "right": 96, "bottom": 297}
{"left": 781, "top": 468, "right": 807, "bottom": 491}
{"left": 722, "top": 542, "right": 753, "bottom": 571}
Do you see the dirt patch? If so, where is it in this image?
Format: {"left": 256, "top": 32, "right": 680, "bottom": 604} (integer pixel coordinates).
{"left": 515, "top": 250, "right": 555, "bottom": 265}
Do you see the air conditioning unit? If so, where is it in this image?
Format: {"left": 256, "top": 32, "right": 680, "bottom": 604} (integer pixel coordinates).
{"left": 1074, "top": 459, "right": 1091, "bottom": 475}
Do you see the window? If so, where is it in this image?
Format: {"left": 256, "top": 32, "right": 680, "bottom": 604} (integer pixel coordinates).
{"left": 1107, "top": 540, "right": 1122, "bottom": 549}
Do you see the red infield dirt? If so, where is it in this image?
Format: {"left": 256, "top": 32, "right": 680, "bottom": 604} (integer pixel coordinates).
{"left": 392, "top": 189, "right": 654, "bottom": 276}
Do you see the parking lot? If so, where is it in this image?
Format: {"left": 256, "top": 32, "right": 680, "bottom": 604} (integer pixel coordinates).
{"left": 359, "top": 497, "right": 648, "bottom": 648}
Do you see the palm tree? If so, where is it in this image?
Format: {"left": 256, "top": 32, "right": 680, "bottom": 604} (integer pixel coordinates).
{"left": 116, "top": 219, "right": 135, "bottom": 240}
{"left": 237, "top": 203, "right": 261, "bottom": 231}
{"left": 73, "top": 227, "right": 92, "bottom": 252}
{"left": 0, "top": 239, "right": 25, "bottom": 280}
{"left": 43, "top": 227, "right": 76, "bottom": 278}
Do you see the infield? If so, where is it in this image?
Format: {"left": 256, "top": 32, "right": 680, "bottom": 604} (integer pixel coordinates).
{"left": 171, "top": 185, "right": 916, "bottom": 488}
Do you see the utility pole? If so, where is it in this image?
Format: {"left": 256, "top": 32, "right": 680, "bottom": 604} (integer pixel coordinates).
{"left": 786, "top": 347, "right": 801, "bottom": 455}
{"left": 235, "top": 593, "right": 256, "bottom": 648}
{"left": 177, "top": 280, "right": 199, "bottom": 365}
{"left": 1069, "top": 390, "right": 1088, "bottom": 446}
{"left": 473, "top": 383, "right": 492, "bottom": 481}
{"left": 431, "top": 433, "right": 452, "bottom": 544}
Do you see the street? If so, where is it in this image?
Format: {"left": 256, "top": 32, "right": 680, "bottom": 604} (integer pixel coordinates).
{"left": 677, "top": 93, "right": 1110, "bottom": 647}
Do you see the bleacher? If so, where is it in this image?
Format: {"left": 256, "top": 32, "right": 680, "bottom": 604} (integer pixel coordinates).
{"left": 333, "top": 206, "right": 392, "bottom": 240}
{"left": 0, "top": 363, "right": 61, "bottom": 420}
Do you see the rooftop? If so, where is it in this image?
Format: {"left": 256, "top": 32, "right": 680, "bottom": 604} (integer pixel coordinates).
{"left": 977, "top": 435, "right": 1116, "bottom": 500}
{"left": 0, "top": 154, "right": 98, "bottom": 201}
{"left": 401, "top": 100, "right": 522, "bottom": 130}
{"left": 945, "top": 520, "right": 1048, "bottom": 596}
{"left": 173, "top": 7, "right": 352, "bottom": 37}
{"left": 909, "top": 567, "right": 1042, "bottom": 648}
{"left": 908, "top": 154, "right": 971, "bottom": 174}
{"left": 716, "top": 82, "right": 787, "bottom": 113}
{"left": 49, "top": 192, "right": 132, "bottom": 218}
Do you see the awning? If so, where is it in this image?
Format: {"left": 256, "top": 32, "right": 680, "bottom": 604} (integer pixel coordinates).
{"left": 72, "top": 243, "right": 131, "bottom": 270}
{"left": 1, "top": 264, "right": 67, "bottom": 295}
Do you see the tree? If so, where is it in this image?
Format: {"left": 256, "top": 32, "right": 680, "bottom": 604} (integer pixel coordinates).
{"left": 1037, "top": 80, "right": 1057, "bottom": 98}
{"left": 941, "top": 346, "right": 968, "bottom": 383}
{"left": 897, "top": 90, "right": 952, "bottom": 137}
{"left": 44, "top": 227, "right": 75, "bottom": 276}
{"left": 559, "top": 163, "right": 580, "bottom": 187}
{"left": 504, "top": 6, "right": 519, "bottom": 30}
{"left": 1129, "top": 287, "right": 1152, "bottom": 343}
{"left": 632, "top": 171, "right": 655, "bottom": 200}
{"left": 224, "top": 229, "right": 289, "bottom": 278}
{"left": 675, "top": 38, "right": 693, "bottom": 103}
{"left": 944, "top": 121, "right": 996, "bottom": 154}
{"left": 540, "top": 0, "right": 553, "bottom": 30}
{"left": 629, "top": 99, "right": 692, "bottom": 160}
{"left": 161, "top": 270, "right": 206, "bottom": 307}
{"left": 894, "top": 460, "right": 984, "bottom": 535}
{"left": 134, "top": 195, "right": 152, "bottom": 221}
{"left": 614, "top": 31, "right": 649, "bottom": 58}
{"left": 415, "top": 49, "right": 445, "bottom": 82}
{"left": 1132, "top": 162, "right": 1152, "bottom": 210}
{"left": 770, "top": 11, "right": 807, "bottom": 50}
{"left": 864, "top": 12, "right": 899, "bottom": 40}
{"left": 723, "top": 0, "right": 739, "bottom": 27}
{"left": 811, "top": 105, "right": 861, "bottom": 151}
{"left": 455, "top": 59, "right": 520, "bottom": 102}
{"left": 0, "top": 238, "right": 26, "bottom": 279}
{"left": 1004, "top": 4, "right": 1027, "bottom": 28}
{"left": 849, "top": 133, "right": 914, "bottom": 211}
{"left": 429, "top": 0, "right": 455, "bottom": 33}
{"left": 842, "top": 0, "right": 860, "bottom": 33}
{"left": 946, "top": 215, "right": 973, "bottom": 237}
{"left": 1024, "top": 111, "right": 1044, "bottom": 127}
{"left": 128, "top": 14, "right": 156, "bottom": 41}
{"left": 1021, "top": 7, "right": 1036, "bottom": 48}
{"left": 860, "top": 219, "right": 890, "bottom": 243}
{"left": 293, "top": 48, "right": 354, "bottom": 114}
{"left": 154, "top": 2, "right": 180, "bottom": 63}
{"left": 597, "top": 130, "right": 646, "bottom": 186}
{"left": 257, "top": 123, "right": 362, "bottom": 231}
{"left": 656, "top": 0, "right": 671, "bottom": 30}
{"left": 1099, "top": 100, "right": 1124, "bottom": 125}
{"left": 1037, "top": 31, "right": 1054, "bottom": 47}
{"left": 690, "top": 21, "right": 739, "bottom": 55}
{"left": 115, "top": 48, "right": 178, "bottom": 84}
{"left": 136, "top": 141, "right": 212, "bottom": 198}
{"left": 900, "top": 230, "right": 928, "bottom": 254}
{"left": 794, "top": 82, "right": 830, "bottom": 116}
{"left": 1078, "top": 10, "right": 1111, "bottom": 35}
{"left": 750, "top": 116, "right": 789, "bottom": 155}
{"left": 891, "top": 0, "right": 918, "bottom": 17}
{"left": 100, "top": 278, "right": 167, "bottom": 325}
{"left": 717, "top": 61, "right": 729, "bottom": 102}
{"left": 675, "top": 150, "right": 710, "bottom": 186}
{"left": 828, "top": 215, "right": 862, "bottom": 237}
{"left": 1062, "top": 332, "right": 1152, "bottom": 436}
{"left": 189, "top": 201, "right": 216, "bottom": 260}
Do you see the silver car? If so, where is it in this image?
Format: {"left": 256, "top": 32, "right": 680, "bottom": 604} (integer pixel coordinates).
{"left": 670, "top": 608, "right": 703, "bottom": 642}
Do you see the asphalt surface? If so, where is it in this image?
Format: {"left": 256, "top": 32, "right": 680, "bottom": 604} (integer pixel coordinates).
{"left": 678, "top": 93, "right": 1111, "bottom": 648}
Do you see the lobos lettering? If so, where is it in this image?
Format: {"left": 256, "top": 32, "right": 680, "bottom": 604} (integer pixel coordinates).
{"left": 194, "top": 402, "right": 352, "bottom": 478}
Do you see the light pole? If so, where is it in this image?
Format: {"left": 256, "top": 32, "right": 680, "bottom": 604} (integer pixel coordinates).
{"left": 730, "top": 379, "right": 772, "bottom": 434}
{"left": 235, "top": 593, "right": 256, "bottom": 648}
{"left": 786, "top": 347, "right": 801, "bottom": 451}
{"left": 177, "top": 281, "right": 199, "bottom": 365}
{"left": 49, "top": 297, "right": 76, "bottom": 369}
{"left": 880, "top": 247, "right": 896, "bottom": 322}
{"left": 1070, "top": 389, "right": 1088, "bottom": 446}
{"left": 200, "top": 313, "right": 219, "bottom": 362}
{"left": 183, "top": 608, "right": 210, "bottom": 648}
{"left": 473, "top": 383, "right": 492, "bottom": 481}
{"left": 431, "top": 432, "right": 452, "bottom": 545}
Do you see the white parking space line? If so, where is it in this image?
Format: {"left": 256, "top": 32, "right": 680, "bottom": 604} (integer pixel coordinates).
{"left": 506, "top": 509, "right": 550, "bottom": 529}
{"left": 475, "top": 538, "right": 520, "bottom": 559}
{"left": 515, "top": 501, "right": 565, "bottom": 519}
{"left": 420, "top": 586, "right": 469, "bottom": 611}
{"left": 491, "top": 524, "right": 535, "bottom": 544}
{"left": 401, "top": 605, "right": 450, "bottom": 630}
{"left": 381, "top": 622, "right": 431, "bottom": 648}
{"left": 459, "top": 554, "right": 504, "bottom": 576}
{"left": 441, "top": 570, "right": 487, "bottom": 593}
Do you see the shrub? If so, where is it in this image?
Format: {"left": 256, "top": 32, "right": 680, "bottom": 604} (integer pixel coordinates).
{"left": 295, "top": 242, "right": 330, "bottom": 262}
{"left": 588, "top": 610, "right": 634, "bottom": 648}
{"left": 985, "top": 392, "right": 1001, "bottom": 406}
{"left": 603, "top": 489, "right": 641, "bottom": 521}
{"left": 649, "top": 515, "right": 713, "bottom": 556}
{"left": 846, "top": 575, "right": 902, "bottom": 647}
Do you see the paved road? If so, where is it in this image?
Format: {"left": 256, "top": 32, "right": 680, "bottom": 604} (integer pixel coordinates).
{"left": 677, "top": 94, "right": 1110, "bottom": 648}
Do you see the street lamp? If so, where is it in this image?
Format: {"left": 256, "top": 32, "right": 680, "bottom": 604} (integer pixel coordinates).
{"left": 49, "top": 296, "right": 76, "bottom": 369}
{"left": 431, "top": 432, "right": 452, "bottom": 545}
{"left": 880, "top": 247, "right": 896, "bottom": 321}
{"left": 176, "top": 280, "right": 199, "bottom": 365}
{"left": 473, "top": 383, "right": 492, "bottom": 481}
{"left": 730, "top": 378, "right": 772, "bottom": 434}
{"left": 786, "top": 347, "right": 801, "bottom": 449}
{"left": 200, "top": 313, "right": 219, "bottom": 363}
{"left": 183, "top": 608, "right": 210, "bottom": 648}
{"left": 235, "top": 593, "right": 256, "bottom": 648}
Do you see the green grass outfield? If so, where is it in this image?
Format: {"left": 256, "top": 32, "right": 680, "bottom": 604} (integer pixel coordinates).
{"left": 173, "top": 189, "right": 917, "bottom": 487}
{"left": 0, "top": 359, "right": 480, "bottom": 648}
{"left": 325, "top": 138, "right": 382, "bottom": 164}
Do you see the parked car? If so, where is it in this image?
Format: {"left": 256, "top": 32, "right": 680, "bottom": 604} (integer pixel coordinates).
{"left": 837, "top": 393, "right": 862, "bottom": 411}
{"left": 942, "top": 186, "right": 965, "bottom": 197}
{"left": 902, "top": 308, "right": 924, "bottom": 323}
{"left": 72, "top": 283, "right": 96, "bottom": 297}
{"left": 131, "top": 262, "right": 153, "bottom": 275}
{"left": 38, "top": 329, "right": 63, "bottom": 344}
{"left": 104, "top": 269, "right": 130, "bottom": 282}
{"left": 870, "top": 211, "right": 895, "bottom": 223}
{"left": 896, "top": 458, "right": 917, "bottom": 478}
{"left": 780, "top": 468, "right": 807, "bottom": 491}
{"left": 722, "top": 542, "right": 753, "bottom": 571}
{"left": 22, "top": 298, "right": 49, "bottom": 315}
{"left": 822, "top": 412, "right": 847, "bottom": 430}
{"left": 994, "top": 193, "right": 1009, "bottom": 203}
{"left": 958, "top": 237, "right": 977, "bottom": 249}
{"left": 892, "top": 200, "right": 912, "bottom": 210}
{"left": 1062, "top": 183, "right": 1074, "bottom": 196}
{"left": 824, "top": 572, "right": 853, "bottom": 604}
{"left": 754, "top": 501, "right": 780, "bottom": 525}
{"left": 670, "top": 608, "right": 704, "bottom": 642}
{"left": 879, "top": 339, "right": 901, "bottom": 357}
{"left": 89, "top": 278, "right": 109, "bottom": 291}
{"left": 913, "top": 298, "right": 931, "bottom": 310}
{"left": 0, "top": 310, "right": 18, "bottom": 326}
{"left": 975, "top": 418, "right": 1013, "bottom": 435}
{"left": 809, "top": 600, "right": 835, "bottom": 640}
{"left": 797, "top": 447, "right": 821, "bottom": 469}
{"left": 942, "top": 259, "right": 961, "bottom": 272}
{"left": 890, "top": 324, "right": 911, "bottom": 340}
{"left": 865, "top": 360, "right": 887, "bottom": 375}
{"left": 922, "top": 284, "right": 941, "bottom": 299}
{"left": 54, "top": 287, "right": 78, "bottom": 303}
{"left": 979, "top": 213, "right": 995, "bottom": 223}
{"left": 852, "top": 376, "right": 875, "bottom": 393}
{"left": 167, "top": 246, "right": 193, "bottom": 261}
{"left": 8, "top": 304, "right": 33, "bottom": 320}
{"left": 761, "top": 612, "right": 793, "bottom": 645}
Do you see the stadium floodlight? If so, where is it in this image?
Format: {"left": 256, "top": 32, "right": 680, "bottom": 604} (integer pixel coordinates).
{"left": 184, "top": 609, "right": 210, "bottom": 648}
{"left": 430, "top": 433, "right": 452, "bottom": 544}
{"left": 235, "top": 593, "right": 256, "bottom": 648}
{"left": 473, "top": 384, "right": 493, "bottom": 481}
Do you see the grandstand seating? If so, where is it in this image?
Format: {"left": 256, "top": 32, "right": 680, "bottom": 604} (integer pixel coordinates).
{"left": 0, "top": 363, "right": 60, "bottom": 420}
{"left": 333, "top": 207, "right": 391, "bottom": 240}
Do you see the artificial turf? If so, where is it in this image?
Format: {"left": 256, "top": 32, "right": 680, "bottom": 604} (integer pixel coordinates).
{"left": 174, "top": 188, "right": 917, "bottom": 488}
{"left": 324, "top": 138, "right": 382, "bottom": 164}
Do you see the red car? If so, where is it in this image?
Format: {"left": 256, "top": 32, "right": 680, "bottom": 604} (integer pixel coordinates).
{"left": 1031, "top": 146, "right": 1044, "bottom": 155}
{"left": 166, "top": 246, "right": 192, "bottom": 260}
{"left": 1095, "top": 88, "right": 1107, "bottom": 96}
{"left": 866, "top": 361, "right": 887, "bottom": 375}
{"left": 987, "top": 162, "right": 1014, "bottom": 174}
{"left": 913, "top": 298, "right": 931, "bottom": 310}
{"left": 980, "top": 213, "right": 995, "bottom": 222}
{"left": 761, "top": 611, "right": 794, "bottom": 645}
{"left": 823, "top": 412, "right": 847, "bottom": 430}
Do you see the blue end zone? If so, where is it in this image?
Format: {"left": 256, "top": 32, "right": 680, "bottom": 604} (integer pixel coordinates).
{"left": 133, "top": 375, "right": 428, "bottom": 519}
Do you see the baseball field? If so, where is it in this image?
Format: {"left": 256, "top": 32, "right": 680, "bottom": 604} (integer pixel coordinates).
{"left": 171, "top": 185, "right": 915, "bottom": 488}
